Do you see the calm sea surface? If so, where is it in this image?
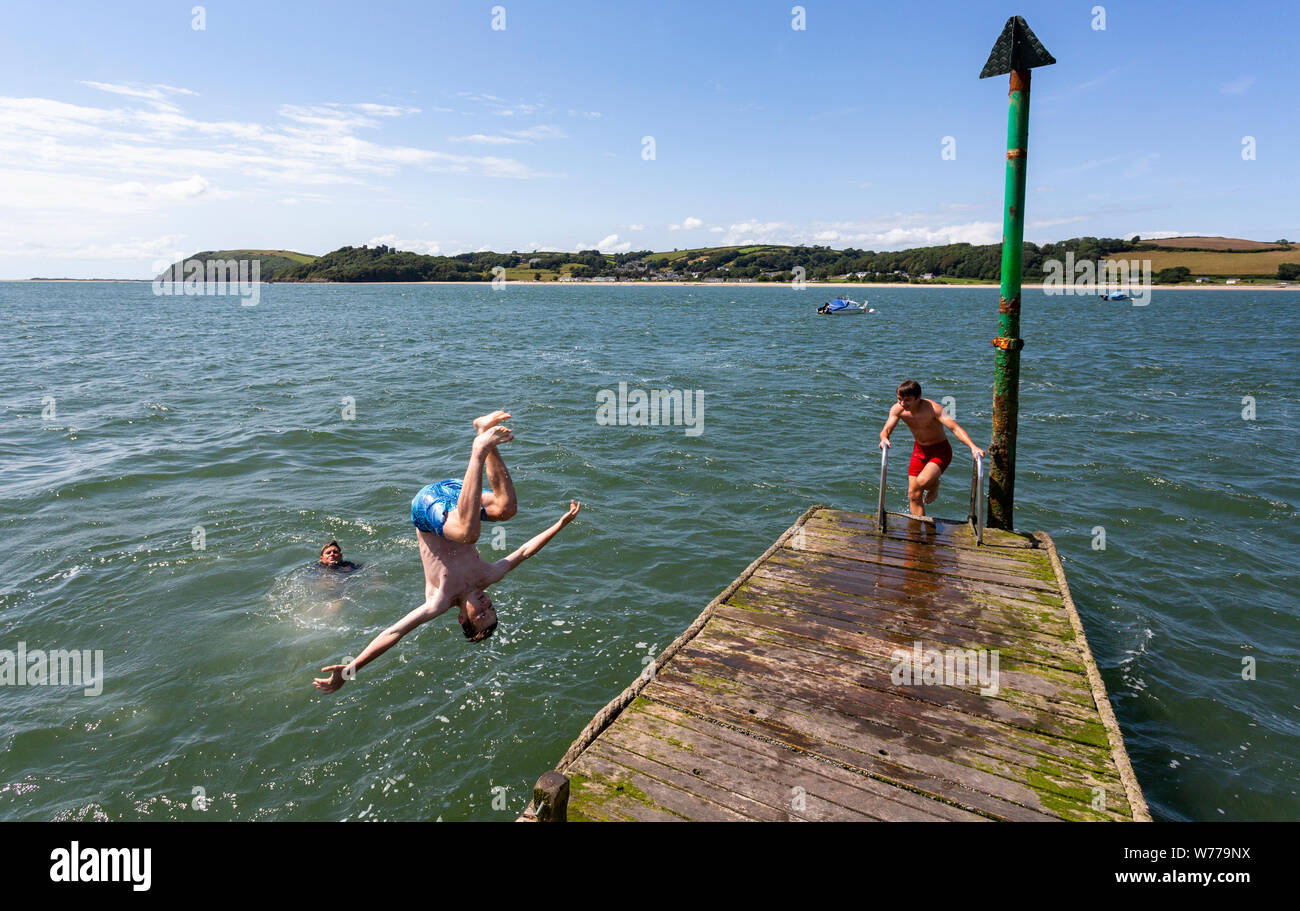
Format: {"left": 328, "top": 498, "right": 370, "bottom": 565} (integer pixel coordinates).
{"left": 1, "top": 281, "right": 1296, "bottom": 821}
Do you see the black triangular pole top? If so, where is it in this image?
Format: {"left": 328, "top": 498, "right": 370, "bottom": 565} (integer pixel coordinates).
{"left": 980, "top": 15, "right": 1056, "bottom": 78}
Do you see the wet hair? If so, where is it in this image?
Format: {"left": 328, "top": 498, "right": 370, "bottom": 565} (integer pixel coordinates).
{"left": 321, "top": 540, "right": 341, "bottom": 557}
{"left": 462, "top": 617, "right": 498, "bottom": 642}
{"left": 896, "top": 379, "right": 922, "bottom": 400}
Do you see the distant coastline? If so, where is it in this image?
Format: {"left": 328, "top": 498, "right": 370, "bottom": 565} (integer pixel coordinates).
{"left": 9, "top": 279, "right": 1292, "bottom": 289}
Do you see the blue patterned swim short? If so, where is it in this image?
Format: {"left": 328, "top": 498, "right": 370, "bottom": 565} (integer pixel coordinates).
{"left": 411, "top": 479, "right": 488, "bottom": 536}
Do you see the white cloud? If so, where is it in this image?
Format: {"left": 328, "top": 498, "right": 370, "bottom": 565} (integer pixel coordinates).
{"left": 108, "top": 174, "right": 210, "bottom": 201}
{"left": 80, "top": 82, "right": 198, "bottom": 113}
{"left": 449, "top": 133, "right": 529, "bottom": 145}
{"left": 4, "top": 232, "right": 189, "bottom": 261}
{"left": 353, "top": 103, "right": 421, "bottom": 117}
{"left": 1125, "top": 230, "right": 1188, "bottom": 240}
{"left": 669, "top": 216, "right": 703, "bottom": 231}
{"left": 81, "top": 81, "right": 197, "bottom": 102}
{"left": 366, "top": 234, "right": 441, "bottom": 255}
{"left": 449, "top": 124, "right": 566, "bottom": 145}
{"left": 0, "top": 88, "right": 560, "bottom": 274}
{"left": 0, "top": 168, "right": 216, "bottom": 213}
{"left": 716, "top": 218, "right": 1002, "bottom": 249}
{"left": 1029, "top": 215, "right": 1089, "bottom": 229}
{"left": 507, "top": 124, "right": 566, "bottom": 140}
{"left": 1124, "top": 152, "right": 1159, "bottom": 179}
{"left": 0, "top": 92, "right": 551, "bottom": 199}
{"left": 626, "top": 224, "right": 646, "bottom": 231}
{"left": 458, "top": 92, "right": 543, "bottom": 117}
{"left": 1219, "top": 76, "right": 1255, "bottom": 95}
{"left": 575, "top": 233, "right": 631, "bottom": 253}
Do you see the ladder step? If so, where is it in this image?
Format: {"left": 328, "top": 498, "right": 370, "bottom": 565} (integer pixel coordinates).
{"left": 882, "top": 510, "right": 937, "bottom": 525}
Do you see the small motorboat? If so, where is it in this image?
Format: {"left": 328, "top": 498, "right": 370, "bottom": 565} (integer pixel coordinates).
{"left": 1099, "top": 291, "right": 1130, "bottom": 301}
{"left": 817, "top": 297, "right": 871, "bottom": 315}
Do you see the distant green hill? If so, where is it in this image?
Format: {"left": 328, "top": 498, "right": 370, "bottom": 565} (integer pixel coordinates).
{"left": 158, "top": 237, "right": 1295, "bottom": 284}
{"left": 156, "top": 249, "right": 316, "bottom": 282}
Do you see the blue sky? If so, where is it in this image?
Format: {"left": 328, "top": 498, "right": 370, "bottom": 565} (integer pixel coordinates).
{"left": 1, "top": 0, "right": 1295, "bottom": 277}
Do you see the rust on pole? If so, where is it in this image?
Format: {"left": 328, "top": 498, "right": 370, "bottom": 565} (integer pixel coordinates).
{"left": 980, "top": 16, "right": 1054, "bottom": 530}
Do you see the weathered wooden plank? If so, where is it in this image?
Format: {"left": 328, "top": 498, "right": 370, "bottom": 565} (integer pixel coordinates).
{"left": 648, "top": 666, "right": 1126, "bottom": 822}
{"left": 733, "top": 578, "right": 1084, "bottom": 672}
{"left": 805, "top": 514, "right": 1046, "bottom": 566}
{"left": 651, "top": 629, "right": 1117, "bottom": 780}
{"left": 588, "top": 739, "right": 792, "bottom": 821}
{"left": 678, "top": 632, "right": 1111, "bottom": 747}
{"left": 796, "top": 533, "right": 1056, "bottom": 591}
{"left": 807, "top": 512, "right": 1043, "bottom": 560}
{"left": 746, "top": 565, "right": 1074, "bottom": 651}
{"left": 794, "top": 529, "right": 1061, "bottom": 592}
{"left": 823, "top": 510, "right": 1037, "bottom": 550}
{"left": 563, "top": 767, "right": 688, "bottom": 822}
{"left": 694, "top": 619, "right": 1103, "bottom": 724}
{"left": 660, "top": 642, "right": 1127, "bottom": 815}
{"left": 544, "top": 507, "right": 1141, "bottom": 823}
{"left": 599, "top": 723, "right": 882, "bottom": 821}
{"left": 569, "top": 751, "right": 750, "bottom": 822}
{"left": 644, "top": 670, "right": 1071, "bottom": 821}
{"left": 712, "top": 603, "right": 1101, "bottom": 728}
{"left": 650, "top": 638, "right": 1126, "bottom": 805}
{"left": 758, "top": 554, "right": 1064, "bottom": 617}
{"left": 624, "top": 699, "right": 988, "bottom": 821}
{"left": 766, "top": 549, "right": 1063, "bottom": 611}
{"left": 715, "top": 598, "right": 1096, "bottom": 701}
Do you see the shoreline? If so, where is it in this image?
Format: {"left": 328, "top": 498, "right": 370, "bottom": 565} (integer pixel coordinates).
{"left": 5, "top": 279, "right": 1294, "bottom": 290}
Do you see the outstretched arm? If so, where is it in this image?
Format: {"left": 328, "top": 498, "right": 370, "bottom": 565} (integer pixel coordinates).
{"left": 879, "top": 404, "right": 901, "bottom": 449}
{"left": 939, "top": 410, "right": 984, "bottom": 459}
{"left": 482, "top": 500, "right": 581, "bottom": 586}
{"left": 313, "top": 588, "right": 454, "bottom": 694}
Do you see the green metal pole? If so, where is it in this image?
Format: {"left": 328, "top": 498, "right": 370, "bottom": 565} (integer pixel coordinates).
{"left": 988, "top": 67, "right": 1031, "bottom": 531}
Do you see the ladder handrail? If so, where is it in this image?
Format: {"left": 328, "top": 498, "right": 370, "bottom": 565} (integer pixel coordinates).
{"left": 877, "top": 442, "right": 889, "bottom": 532}
{"left": 969, "top": 451, "right": 986, "bottom": 546}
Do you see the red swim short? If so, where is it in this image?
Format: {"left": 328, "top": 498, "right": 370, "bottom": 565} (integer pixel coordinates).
{"left": 908, "top": 439, "right": 953, "bottom": 477}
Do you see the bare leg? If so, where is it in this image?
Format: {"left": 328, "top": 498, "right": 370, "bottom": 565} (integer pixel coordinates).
{"left": 908, "top": 463, "right": 942, "bottom": 516}
{"left": 472, "top": 410, "right": 516, "bottom": 521}
{"left": 481, "top": 447, "right": 517, "bottom": 521}
{"left": 907, "top": 475, "right": 926, "bottom": 517}
{"left": 442, "top": 425, "right": 512, "bottom": 543}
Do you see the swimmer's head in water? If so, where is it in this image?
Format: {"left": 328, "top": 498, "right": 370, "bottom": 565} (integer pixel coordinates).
{"left": 459, "top": 590, "right": 498, "bottom": 643}
{"left": 320, "top": 540, "right": 342, "bottom": 565}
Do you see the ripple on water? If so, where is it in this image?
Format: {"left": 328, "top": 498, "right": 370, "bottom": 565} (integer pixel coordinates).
{"left": 4, "top": 283, "right": 1297, "bottom": 821}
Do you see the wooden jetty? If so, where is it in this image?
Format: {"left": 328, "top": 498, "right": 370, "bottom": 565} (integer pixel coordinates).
{"left": 520, "top": 505, "right": 1149, "bottom": 822}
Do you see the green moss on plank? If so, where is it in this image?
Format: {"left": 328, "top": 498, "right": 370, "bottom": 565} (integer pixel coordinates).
{"left": 689, "top": 672, "right": 739, "bottom": 695}
{"left": 1024, "top": 768, "right": 1122, "bottom": 821}
{"left": 565, "top": 770, "right": 689, "bottom": 821}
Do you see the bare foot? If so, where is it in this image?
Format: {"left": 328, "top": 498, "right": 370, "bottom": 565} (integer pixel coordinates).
{"left": 473, "top": 425, "right": 513, "bottom": 454}
{"left": 474, "top": 410, "right": 511, "bottom": 434}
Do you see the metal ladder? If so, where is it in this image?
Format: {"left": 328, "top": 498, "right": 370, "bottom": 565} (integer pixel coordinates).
{"left": 876, "top": 444, "right": 985, "bottom": 545}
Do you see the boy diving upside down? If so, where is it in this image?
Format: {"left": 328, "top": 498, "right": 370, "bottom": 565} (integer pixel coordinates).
{"left": 879, "top": 380, "right": 985, "bottom": 518}
{"left": 313, "top": 411, "right": 580, "bottom": 694}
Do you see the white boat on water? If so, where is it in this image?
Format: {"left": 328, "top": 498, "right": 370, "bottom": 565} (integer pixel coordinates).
{"left": 817, "top": 297, "right": 874, "bottom": 315}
